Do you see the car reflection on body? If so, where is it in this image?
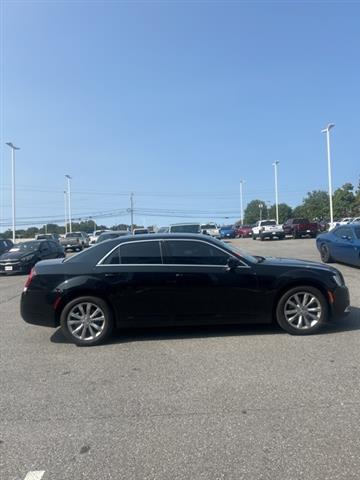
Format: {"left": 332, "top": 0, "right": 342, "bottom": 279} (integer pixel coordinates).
{"left": 21, "top": 233, "right": 350, "bottom": 346}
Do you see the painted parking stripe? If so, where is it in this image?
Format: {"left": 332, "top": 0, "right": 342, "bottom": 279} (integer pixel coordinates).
{"left": 24, "top": 472, "right": 45, "bottom": 480}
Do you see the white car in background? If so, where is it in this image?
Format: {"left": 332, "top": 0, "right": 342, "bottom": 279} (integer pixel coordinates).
{"left": 328, "top": 217, "right": 354, "bottom": 231}
{"left": 89, "top": 229, "right": 111, "bottom": 244}
{"left": 200, "top": 223, "right": 220, "bottom": 238}
{"left": 351, "top": 217, "right": 360, "bottom": 223}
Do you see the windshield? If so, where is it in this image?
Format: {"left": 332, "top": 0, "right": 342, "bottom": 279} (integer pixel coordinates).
{"left": 10, "top": 241, "right": 41, "bottom": 252}
{"left": 214, "top": 239, "right": 257, "bottom": 263}
{"left": 221, "top": 225, "right": 233, "bottom": 230}
{"left": 260, "top": 221, "right": 276, "bottom": 226}
{"left": 170, "top": 224, "right": 201, "bottom": 233}
{"left": 66, "top": 233, "right": 82, "bottom": 238}
{"left": 201, "top": 224, "right": 217, "bottom": 229}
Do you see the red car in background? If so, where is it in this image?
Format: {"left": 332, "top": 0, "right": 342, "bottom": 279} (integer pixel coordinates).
{"left": 236, "top": 225, "right": 253, "bottom": 238}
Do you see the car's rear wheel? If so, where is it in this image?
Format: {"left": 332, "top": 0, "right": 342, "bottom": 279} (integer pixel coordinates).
{"left": 320, "top": 244, "right": 333, "bottom": 263}
{"left": 60, "top": 296, "right": 114, "bottom": 346}
{"left": 276, "top": 286, "right": 327, "bottom": 335}
{"left": 252, "top": 235, "right": 257, "bottom": 240}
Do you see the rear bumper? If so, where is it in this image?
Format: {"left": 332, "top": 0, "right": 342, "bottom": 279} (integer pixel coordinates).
{"left": 330, "top": 286, "right": 350, "bottom": 318}
{"left": 21, "top": 291, "right": 58, "bottom": 327}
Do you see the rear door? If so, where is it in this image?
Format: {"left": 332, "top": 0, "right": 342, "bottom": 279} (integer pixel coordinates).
{"left": 95, "top": 240, "right": 173, "bottom": 324}
{"left": 161, "top": 239, "right": 260, "bottom": 324}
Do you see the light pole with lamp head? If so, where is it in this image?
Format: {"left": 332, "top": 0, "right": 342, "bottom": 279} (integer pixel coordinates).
{"left": 272, "top": 161, "right": 279, "bottom": 224}
{"left": 5, "top": 142, "right": 20, "bottom": 243}
{"left": 258, "top": 203, "right": 264, "bottom": 221}
{"left": 65, "top": 175, "right": 72, "bottom": 233}
{"left": 321, "top": 123, "right": 335, "bottom": 225}
{"left": 240, "top": 180, "right": 245, "bottom": 225}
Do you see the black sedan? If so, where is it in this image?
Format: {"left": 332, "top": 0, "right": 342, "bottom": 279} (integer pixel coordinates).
{"left": 0, "top": 240, "right": 65, "bottom": 275}
{"left": 21, "top": 234, "right": 350, "bottom": 346}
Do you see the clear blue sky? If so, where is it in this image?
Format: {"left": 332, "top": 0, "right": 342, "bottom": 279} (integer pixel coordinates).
{"left": 1, "top": 0, "right": 359, "bottom": 229}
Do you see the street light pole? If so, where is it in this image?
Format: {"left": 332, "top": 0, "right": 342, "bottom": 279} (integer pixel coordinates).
{"left": 130, "top": 192, "right": 134, "bottom": 232}
{"left": 321, "top": 123, "right": 335, "bottom": 225}
{"left": 272, "top": 161, "right": 279, "bottom": 224}
{"left": 258, "top": 203, "right": 264, "bottom": 221}
{"left": 240, "top": 180, "right": 245, "bottom": 225}
{"left": 64, "top": 190, "right": 68, "bottom": 234}
{"left": 65, "top": 175, "right": 72, "bottom": 233}
{"left": 6, "top": 142, "right": 20, "bottom": 243}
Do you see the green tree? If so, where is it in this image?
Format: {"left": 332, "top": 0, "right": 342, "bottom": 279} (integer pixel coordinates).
{"left": 298, "top": 190, "right": 330, "bottom": 220}
{"left": 268, "top": 203, "right": 292, "bottom": 224}
{"left": 244, "top": 199, "right": 267, "bottom": 224}
{"left": 333, "top": 183, "right": 355, "bottom": 218}
{"left": 354, "top": 178, "right": 360, "bottom": 215}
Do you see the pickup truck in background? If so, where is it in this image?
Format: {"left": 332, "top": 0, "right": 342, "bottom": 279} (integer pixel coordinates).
{"left": 60, "top": 232, "right": 90, "bottom": 251}
{"left": 200, "top": 223, "right": 221, "bottom": 238}
{"left": 252, "top": 220, "right": 285, "bottom": 241}
{"left": 283, "top": 218, "right": 318, "bottom": 238}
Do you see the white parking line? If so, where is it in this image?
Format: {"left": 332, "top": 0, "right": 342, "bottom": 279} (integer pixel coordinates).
{"left": 24, "top": 472, "right": 45, "bottom": 480}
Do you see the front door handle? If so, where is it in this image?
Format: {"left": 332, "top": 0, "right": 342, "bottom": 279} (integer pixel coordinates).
{"left": 175, "top": 273, "right": 184, "bottom": 278}
{"left": 105, "top": 273, "right": 119, "bottom": 277}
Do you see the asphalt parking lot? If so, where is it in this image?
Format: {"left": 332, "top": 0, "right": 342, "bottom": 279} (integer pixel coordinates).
{"left": 1, "top": 238, "right": 359, "bottom": 480}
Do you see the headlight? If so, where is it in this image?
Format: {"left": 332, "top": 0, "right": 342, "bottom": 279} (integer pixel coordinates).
{"left": 21, "top": 254, "right": 34, "bottom": 263}
{"left": 333, "top": 271, "right": 344, "bottom": 287}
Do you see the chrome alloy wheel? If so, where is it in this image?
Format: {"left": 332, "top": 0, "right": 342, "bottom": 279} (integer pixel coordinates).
{"left": 283, "top": 292, "right": 322, "bottom": 330}
{"left": 67, "top": 302, "right": 106, "bottom": 341}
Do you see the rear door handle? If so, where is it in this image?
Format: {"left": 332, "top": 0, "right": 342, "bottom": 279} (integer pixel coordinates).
{"left": 105, "top": 273, "right": 119, "bottom": 277}
{"left": 175, "top": 273, "right": 184, "bottom": 278}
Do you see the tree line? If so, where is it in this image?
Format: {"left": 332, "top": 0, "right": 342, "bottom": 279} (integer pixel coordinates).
{"left": 242, "top": 182, "right": 360, "bottom": 225}
{"left": 1, "top": 182, "right": 359, "bottom": 238}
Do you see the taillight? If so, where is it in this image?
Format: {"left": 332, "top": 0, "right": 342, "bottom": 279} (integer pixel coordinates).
{"left": 24, "top": 267, "right": 37, "bottom": 290}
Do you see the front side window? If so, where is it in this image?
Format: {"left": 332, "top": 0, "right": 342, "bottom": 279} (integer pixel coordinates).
{"left": 334, "top": 227, "right": 353, "bottom": 239}
{"left": 164, "top": 240, "right": 229, "bottom": 266}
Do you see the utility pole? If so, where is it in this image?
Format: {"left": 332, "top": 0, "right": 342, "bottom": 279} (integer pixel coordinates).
{"left": 130, "top": 192, "right": 134, "bottom": 232}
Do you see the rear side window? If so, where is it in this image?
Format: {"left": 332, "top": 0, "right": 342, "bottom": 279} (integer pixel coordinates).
{"left": 102, "top": 241, "right": 162, "bottom": 265}
{"left": 164, "top": 240, "right": 229, "bottom": 265}
{"left": 354, "top": 227, "right": 360, "bottom": 240}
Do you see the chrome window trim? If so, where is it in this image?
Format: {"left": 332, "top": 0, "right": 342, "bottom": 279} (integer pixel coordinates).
{"left": 96, "top": 238, "right": 250, "bottom": 268}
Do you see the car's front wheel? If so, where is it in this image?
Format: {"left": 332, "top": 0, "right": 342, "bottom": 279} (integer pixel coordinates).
{"left": 276, "top": 286, "right": 327, "bottom": 335}
{"left": 60, "top": 296, "right": 114, "bottom": 346}
{"left": 320, "top": 244, "right": 333, "bottom": 263}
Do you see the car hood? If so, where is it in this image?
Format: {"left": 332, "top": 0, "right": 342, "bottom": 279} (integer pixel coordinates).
{"left": 261, "top": 256, "right": 338, "bottom": 273}
{"left": 0, "top": 251, "right": 36, "bottom": 261}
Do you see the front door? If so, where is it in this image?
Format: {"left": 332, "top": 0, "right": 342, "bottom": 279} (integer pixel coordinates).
{"left": 161, "top": 239, "right": 260, "bottom": 324}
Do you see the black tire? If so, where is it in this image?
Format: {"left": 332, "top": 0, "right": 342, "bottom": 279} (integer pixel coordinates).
{"left": 293, "top": 232, "right": 300, "bottom": 239}
{"left": 252, "top": 235, "right": 257, "bottom": 240}
{"left": 260, "top": 235, "right": 265, "bottom": 241}
{"left": 278, "top": 235, "right": 285, "bottom": 240}
{"left": 276, "top": 286, "right": 328, "bottom": 335}
{"left": 320, "top": 243, "right": 333, "bottom": 263}
{"left": 60, "top": 296, "right": 114, "bottom": 346}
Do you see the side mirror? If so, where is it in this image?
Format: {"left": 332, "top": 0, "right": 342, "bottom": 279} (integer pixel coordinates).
{"left": 226, "top": 257, "right": 240, "bottom": 271}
